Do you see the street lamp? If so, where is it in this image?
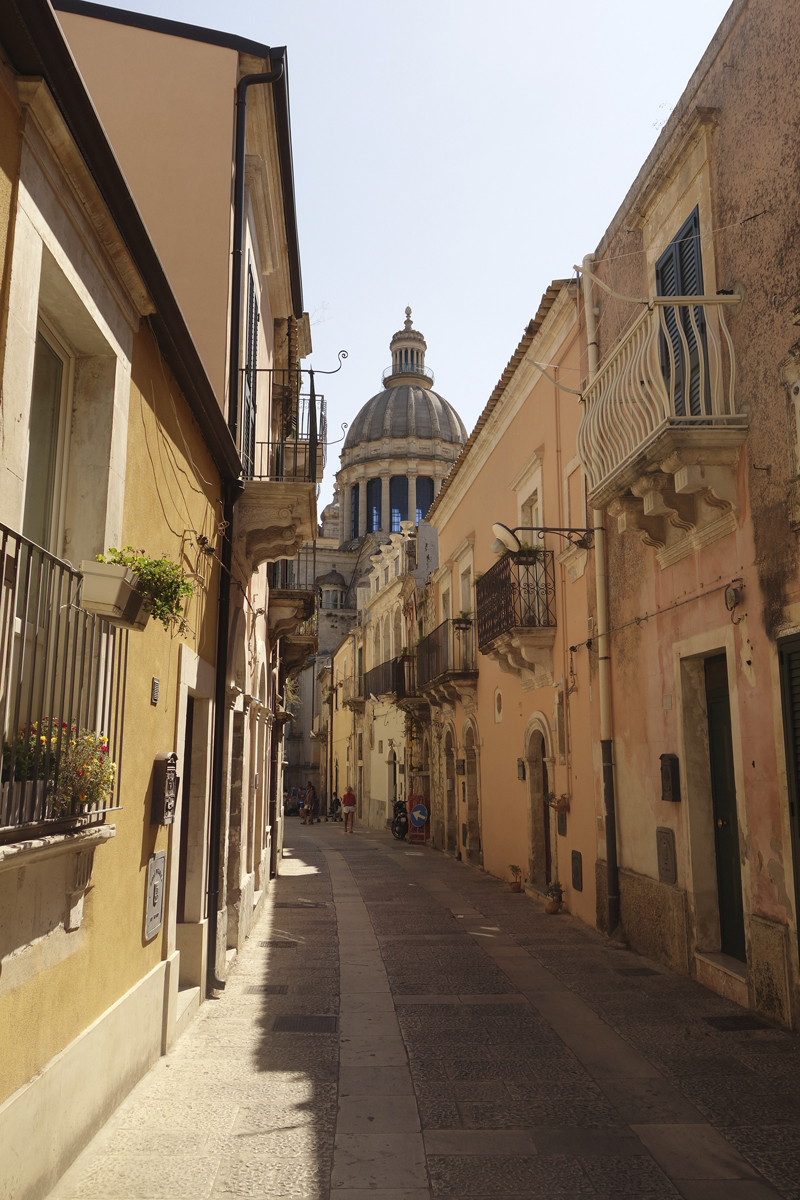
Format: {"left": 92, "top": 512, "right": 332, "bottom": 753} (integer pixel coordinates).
{"left": 490, "top": 523, "right": 594, "bottom": 554}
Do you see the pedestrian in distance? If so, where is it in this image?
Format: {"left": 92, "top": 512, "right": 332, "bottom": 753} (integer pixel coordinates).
{"left": 306, "top": 781, "right": 319, "bottom": 824}
{"left": 298, "top": 787, "right": 306, "bottom": 825}
{"left": 342, "top": 783, "right": 356, "bottom": 833}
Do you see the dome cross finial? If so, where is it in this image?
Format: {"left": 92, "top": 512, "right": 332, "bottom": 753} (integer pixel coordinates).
{"left": 404, "top": 306, "right": 413, "bottom": 330}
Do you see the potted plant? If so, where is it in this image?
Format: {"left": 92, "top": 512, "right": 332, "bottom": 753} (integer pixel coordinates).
{"left": 453, "top": 611, "right": 472, "bottom": 632}
{"left": 80, "top": 547, "right": 193, "bottom": 633}
{"left": 508, "top": 864, "right": 523, "bottom": 893}
{"left": 53, "top": 727, "right": 116, "bottom": 816}
{"left": 545, "top": 879, "right": 564, "bottom": 913}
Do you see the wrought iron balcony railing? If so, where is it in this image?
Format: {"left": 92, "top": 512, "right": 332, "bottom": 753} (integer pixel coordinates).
{"left": 476, "top": 551, "right": 556, "bottom": 651}
{"left": 241, "top": 366, "right": 327, "bottom": 485}
{"left": 0, "top": 523, "right": 127, "bottom": 837}
{"left": 416, "top": 619, "right": 476, "bottom": 690}
{"left": 382, "top": 363, "right": 435, "bottom": 386}
{"left": 577, "top": 296, "right": 746, "bottom": 506}
{"left": 363, "top": 656, "right": 415, "bottom": 702}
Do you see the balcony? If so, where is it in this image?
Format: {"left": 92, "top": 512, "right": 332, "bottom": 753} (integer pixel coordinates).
{"left": 416, "top": 619, "right": 478, "bottom": 709}
{"left": 342, "top": 673, "right": 365, "bottom": 710}
{"left": 577, "top": 296, "right": 747, "bottom": 566}
{"left": 235, "top": 367, "right": 326, "bottom": 569}
{"left": 0, "top": 523, "right": 127, "bottom": 840}
{"left": 382, "top": 362, "right": 435, "bottom": 387}
{"left": 476, "top": 551, "right": 556, "bottom": 690}
{"left": 363, "top": 656, "right": 416, "bottom": 705}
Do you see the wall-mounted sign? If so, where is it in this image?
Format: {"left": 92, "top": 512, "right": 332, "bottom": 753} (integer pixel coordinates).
{"left": 151, "top": 752, "right": 179, "bottom": 825}
{"left": 145, "top": 850, "right": 167, "bottom": 940}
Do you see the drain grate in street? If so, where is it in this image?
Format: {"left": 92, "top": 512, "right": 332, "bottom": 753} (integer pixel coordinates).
{"left": 245, "top": 984, "right": 289, "bottom": 995}
{"left": 705, "top": 1014, "right": 768, "bottom": 1031}
{"left": 272, "top": 1014, "right": 338, "bottom": 1033}
{"left": 274, "top": 902, "right": 326, "bottom": 909}
{"left": 259, "top": 940, "right": 299, "bottom": 949}
{"left": 615, "top": 967, "right": 659, "bottom": 977}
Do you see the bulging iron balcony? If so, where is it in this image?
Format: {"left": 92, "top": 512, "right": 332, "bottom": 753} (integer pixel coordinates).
{"left": 363, "top": 656, "right": 415, "bottom": 703}
{"left": 415, "top": 618, "right": 478, "bottom": 708}
{"left": 576, "top": 296, "right": 748, "bottom": 565}
{"left": 476, "top": 551, "right": 557, "bottom": 690}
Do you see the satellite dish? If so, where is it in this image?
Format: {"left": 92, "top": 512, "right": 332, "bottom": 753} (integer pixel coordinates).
{"left": 491, "top": 523, "right": 521, "bottom": 553}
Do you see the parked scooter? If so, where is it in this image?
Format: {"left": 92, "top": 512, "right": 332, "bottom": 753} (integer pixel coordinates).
{"left": 391, "top": 797, "right": 409, "bottom": 841}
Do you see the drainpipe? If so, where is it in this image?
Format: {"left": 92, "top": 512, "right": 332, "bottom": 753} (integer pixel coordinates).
{"left": 582, "top": 254, "right": 622, "bottom": 939}
{"left": 207, "top": 58, "right": 284, "bottom": 998}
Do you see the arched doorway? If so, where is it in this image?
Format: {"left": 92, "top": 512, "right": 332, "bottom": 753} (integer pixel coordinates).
{"left": 526, "top": 729, "right": 551, "bottom": 891}
{"left": 444, "top": 730, "right": 457, "bottom": 855}
{"left": 463, "top": 723, "right": 481, "bottom": 865}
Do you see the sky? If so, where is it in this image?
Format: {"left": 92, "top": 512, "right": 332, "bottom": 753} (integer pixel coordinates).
{"left": 84, "top": 0, "right": 732, "bottom": 508}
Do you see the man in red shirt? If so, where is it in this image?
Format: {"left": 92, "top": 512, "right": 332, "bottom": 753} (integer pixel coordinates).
{"left": 341, "top": 784, "right": 356, "bottom": 833}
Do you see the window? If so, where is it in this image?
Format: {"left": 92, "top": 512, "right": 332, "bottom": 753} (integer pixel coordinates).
{"left": 366, "top": 478, "right": 381, "bottom": 532}
{"left": 460, "top": 569, "right": 472, "bottom": 616}
{"left": 656, "top": 206, "right": 707, "bottom": 417}
{"left": 23, "top": 327, "right": 70, "bottom": 554}
{"left": 416, "top": 476, "right": 434, "bottom": 523}
{"left": 351, "top": 483, "right": 360, "bottom": 539}
{"left": 390, "top": 476, "right": 408, "bottom": 532}
{"left": 242, "top": 265, "right": 259, "bottom": 475}
{"left": 442, "top": 589, "right": 451, "bottom": 621}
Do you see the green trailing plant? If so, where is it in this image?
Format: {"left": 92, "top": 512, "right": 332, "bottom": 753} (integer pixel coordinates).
{"left": 283, "top": 677, "right": 300, "bottom": 709}
{"left": 98, "top": 547, "right": 194, "bottom": 633}
{"left": 509, "top": 864, "right": 523, "bottom": 882}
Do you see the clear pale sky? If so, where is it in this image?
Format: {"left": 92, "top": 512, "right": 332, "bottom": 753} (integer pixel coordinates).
{"left": 76, "top": 1, "right": 732, "bottom": 508}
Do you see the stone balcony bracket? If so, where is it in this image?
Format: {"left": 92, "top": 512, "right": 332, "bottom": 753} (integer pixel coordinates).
{"left": 607, "top": 443, "right": 745, "bottom": 568}
{"left": 267, "top": 589, "right": 315, "bottom": 639}
{"left": 481, "top": 627, "right": 556, "bottom": 692}
{"left": 420, "top": 673, "right": 477, "bottom": 713}
{"left": 234, "top": 480, "right": 316, "bottom": 570}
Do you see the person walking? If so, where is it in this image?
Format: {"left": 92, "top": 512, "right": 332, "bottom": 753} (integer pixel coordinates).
{"left": 342, "top": 784, "right": 356, "bottom": 834}
{"left": 306, "top": 781, "right": 319, "bottom": 825}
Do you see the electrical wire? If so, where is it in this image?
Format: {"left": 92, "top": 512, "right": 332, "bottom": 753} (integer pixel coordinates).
{"left": 573, "top": 575, "right": 741, "bottom": 651}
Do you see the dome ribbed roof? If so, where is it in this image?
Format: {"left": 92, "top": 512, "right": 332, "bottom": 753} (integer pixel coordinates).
{"left": 343, "top": 385, "right": 466, "bottom": 450}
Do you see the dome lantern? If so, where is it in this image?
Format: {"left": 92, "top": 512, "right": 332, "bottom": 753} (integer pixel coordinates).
{"left": 382, "top": 307, "right": 433, "bottom": 388}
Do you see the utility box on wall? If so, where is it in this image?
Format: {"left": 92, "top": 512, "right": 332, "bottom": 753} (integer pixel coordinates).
{"left": 151, "top": 752, "right": 179, "bottom": 825}
{"left": 145, "top": 850, "right": 167, "bottom": 940}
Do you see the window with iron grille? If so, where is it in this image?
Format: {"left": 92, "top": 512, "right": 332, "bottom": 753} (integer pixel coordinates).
{"left": 366, "top": 478, "right": 381, "bottom": 532}
{"left": 242, "top": 266, "right": 259, "bottom": 475}
{"left": 416, "top": 476, "right": 434, "bottom": 523}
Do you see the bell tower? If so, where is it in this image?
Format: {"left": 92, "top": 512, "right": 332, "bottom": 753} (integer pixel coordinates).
{"left": 383, "top": 307, "right": 432, "bottom": 387}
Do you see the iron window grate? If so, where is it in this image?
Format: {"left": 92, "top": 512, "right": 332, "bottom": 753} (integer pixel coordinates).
{"left": 272, "top": 1014, "right": 338, "bottom": 1033}
{"left": 245, "top": 984, "right": 289, "bottom": 995}
{"left": 705, "top": 1014, "right": 768, "bottom": 1031}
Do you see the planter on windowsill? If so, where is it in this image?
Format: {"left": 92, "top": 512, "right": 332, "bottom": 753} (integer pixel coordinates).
{"left": 79, "top": 561, "right": 149, "bottom": 631}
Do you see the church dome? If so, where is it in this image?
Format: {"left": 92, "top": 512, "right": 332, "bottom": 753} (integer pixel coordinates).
{"left": 343, "top": 384, "right": 465, "bottom": 448}
{"left": 343, "top": 308, "right": 466, "bottom": 450}
{"left": 317, "top": 567, "right": 346, "bottom": 588}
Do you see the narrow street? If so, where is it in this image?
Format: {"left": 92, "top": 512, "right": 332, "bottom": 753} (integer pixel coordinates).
{"left": 51, "top": 823, "right": 799, "bottom": 1200}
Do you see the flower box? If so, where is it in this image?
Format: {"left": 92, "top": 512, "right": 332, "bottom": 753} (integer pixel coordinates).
{"left": 79, "top": 561, "right": 149, "bottom": 631}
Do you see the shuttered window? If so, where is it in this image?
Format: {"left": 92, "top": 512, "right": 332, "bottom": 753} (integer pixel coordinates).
{"left": 655, "top": 207, "right": 708, "bottom": 417}
{"left": 242, "top": 267, "right": 259, "bottom": 476}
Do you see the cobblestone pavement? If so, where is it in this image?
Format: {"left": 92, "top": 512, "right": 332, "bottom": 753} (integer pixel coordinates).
{"left": 50, "top": 822, "right": 800, "bottom": 1199}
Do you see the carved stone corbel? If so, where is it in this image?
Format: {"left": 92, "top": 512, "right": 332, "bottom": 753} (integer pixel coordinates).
{"left": 608, "top": 497, "right": 666, "bottom": 550}
{"left": 66, "top": 849, "right": 96, "bottom": 931}
{"left": 632, "top": 473, "right": 695, "bottom": 532}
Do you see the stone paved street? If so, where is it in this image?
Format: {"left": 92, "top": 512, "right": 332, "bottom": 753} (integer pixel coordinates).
{"left": 50, "top": 823, "right": 800, "bottom": 1199}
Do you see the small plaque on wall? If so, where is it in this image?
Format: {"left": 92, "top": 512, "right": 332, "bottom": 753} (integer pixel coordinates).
{"left": 571, "top": 850, "right": 583, "bottom": 891}
{"left": 656, "top": 827, "right": 677, "bottom": 885}
{"left": 557, "top": 811, "right": 567, "bottom": 837}
{"left": 145, "top": 851, "right": 167, "bottom": 940}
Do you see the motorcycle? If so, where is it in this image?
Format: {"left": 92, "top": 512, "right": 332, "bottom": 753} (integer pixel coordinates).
{"left": 391, "top": 797, "right": 409, "bottom": 841}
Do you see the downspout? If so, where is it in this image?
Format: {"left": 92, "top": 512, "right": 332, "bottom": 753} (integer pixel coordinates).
{"left": 207, "top": 58, "right": 285, "bottom": 998}
{"left": 582, "top": 254, "right": 622, "bottom": 939}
